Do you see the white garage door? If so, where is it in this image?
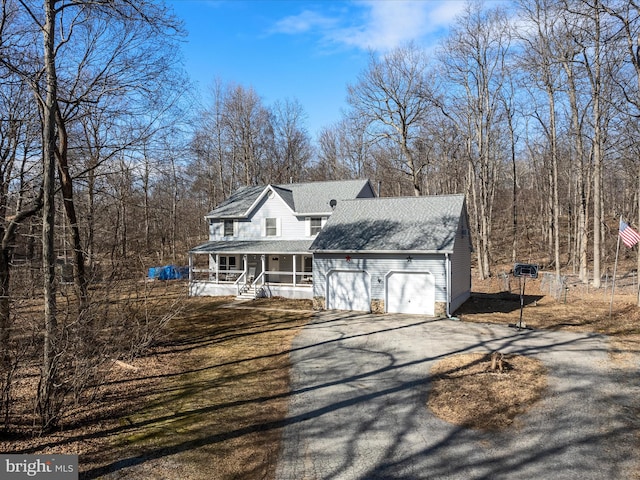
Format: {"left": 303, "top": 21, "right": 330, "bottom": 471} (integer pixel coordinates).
{"left": 387, "top": 272, "right": 435, "bottom": 315}
{"left": 327, "top": 270, "right": 370, "bottom": 311}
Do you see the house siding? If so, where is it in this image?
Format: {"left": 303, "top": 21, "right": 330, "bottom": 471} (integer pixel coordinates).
{"left": 208, "top": 194, "right": 303, "bottom": 241}
{"left": 313, "top": 253, "right": 448, "bottom": 304}
{"left": 209, "top": 195, "right": 349, "bottom": 242}
{"left": 450, "top": 210, "right": 472, "bottom": 312}
{"left": 206, "top": 181, "right": 376, "bottom": 243}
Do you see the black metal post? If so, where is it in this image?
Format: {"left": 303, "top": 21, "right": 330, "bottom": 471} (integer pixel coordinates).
{"left": 518, "top": 276, "right": 526, "bottom": 329}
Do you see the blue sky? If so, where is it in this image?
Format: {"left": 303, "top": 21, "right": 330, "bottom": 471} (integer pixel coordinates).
{"left": 167, "top": 0, "right": 469, "bottom": 139}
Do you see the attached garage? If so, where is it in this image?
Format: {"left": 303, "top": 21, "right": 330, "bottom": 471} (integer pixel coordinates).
{"left": 311, "top": 195, "right": 471, "bottom": 316}
{"left": 386, "top": 271, "right": 435, "bottom": 315}
{"left": 327, "top": 270, "right": 370, "bottom": 311}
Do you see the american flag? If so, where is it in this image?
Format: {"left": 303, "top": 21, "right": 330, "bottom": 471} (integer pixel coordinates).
{"left": 619, "top": 220, "right": 640, "bottom": 248}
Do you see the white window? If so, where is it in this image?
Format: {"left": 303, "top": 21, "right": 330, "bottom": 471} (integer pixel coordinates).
{"left": 223, "top": 220, "right": 235, "bottom": 236}
{"left": 265, "top": 218, "right": 278, "bottom": 237}
{"left": 303, "top": 256, "right": 312, "bottom": 272}
{"left": 219, "top": 256, "right": 237, "bottom": 270}
{"left": 306, "top": 216, "right": 327, "bottom": 236}
{"left": 310, "top": 218, "right": 322, "bottom": 235}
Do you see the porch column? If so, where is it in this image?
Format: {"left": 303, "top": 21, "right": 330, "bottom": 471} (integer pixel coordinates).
{"left": 188, "top": 253, "right": 193, "bottom": 282}
{"left": 293, "top": 254, "right": 297, "bottom": 287}
{"left": 215, "top": 254, "right": 219, "bottom": 284}
{"left": 243, "top": 254, "right": 248, "bottom": 281}
{"left": 261, "top": 254, "right": 266, "bottom": 284}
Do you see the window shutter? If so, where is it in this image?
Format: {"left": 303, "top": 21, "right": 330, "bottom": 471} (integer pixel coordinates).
{"left": 276, "top": 218, "right": 281, "bottom": 237}
{"left": 233, "top": 219, "right": 238, "bottom": 236}
{"left": 305, "top": 217, "right": 310, "bottom": 236}
{"left": 261, "top": 218, "right": 266, "bottom": 237}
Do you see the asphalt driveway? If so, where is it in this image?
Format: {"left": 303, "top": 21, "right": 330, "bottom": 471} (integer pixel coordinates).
{"left": 276, "top": 312, "right": 640, "bottom": 480}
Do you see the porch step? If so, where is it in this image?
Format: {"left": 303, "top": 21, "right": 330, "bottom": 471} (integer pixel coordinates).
{"left": 236, "top": 286, "right": 257, "bottom": 300}
{"left": 236, "top": 292, "right": 255, "bottom": 300}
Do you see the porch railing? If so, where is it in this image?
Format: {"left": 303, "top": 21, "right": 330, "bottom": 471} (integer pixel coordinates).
{"left": 234, "top": 271, "right": 247, "bottom": 296}
{"left": 190, "top": 268, "right": 312, "bottom": 287}
{"left": 189, "top": 268, "right": 245, "bottom": 283}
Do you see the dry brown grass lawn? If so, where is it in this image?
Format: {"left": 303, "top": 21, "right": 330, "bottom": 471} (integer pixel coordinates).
{"left": 457, "top": 276, "right": 640, "bottom": 366}
{"left": 5, "top": 274, "right": 639, "bottom": 478}
{"left": 251, "top": 296, "right": 313, "bottom": 310}
{"left": 431, "top": 273, "right": 640, "bottom": 435}
{"left": 428, "top": 353, "right": 547, "bottom": 430}
{"left": 84, "top": 294, "right": 313, "bottom": 479}
{"left": 1, "top": 284, "right": 312, "bottom": 480}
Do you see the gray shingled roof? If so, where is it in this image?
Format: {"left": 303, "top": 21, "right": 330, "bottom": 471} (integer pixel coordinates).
{"left": 206, "top": 185, "right": 264, "bottom": 218}
{"left": 190, "top": 239, "right": 314, "bottom": 254}
{"left": 206, "top": 179, "right": 371, "bottom": 218}
{"left": 272, "top": 185, "right": 295, "bottom": 211}
{"left": 310, "top": 195, "right": 465, "bottom": 253}
{"left": 281, "top": 179, "right": 371, "bottom": 214}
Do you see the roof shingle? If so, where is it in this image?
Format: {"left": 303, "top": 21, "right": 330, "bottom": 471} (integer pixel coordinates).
{"left": 190, "top": 239, "right": 313, "bottom": 254}
{"left": 206, "top": 179, "right": 372, "bottom": 218}
{"left": 310, "top": 195, "right": 465, "bottom": 253}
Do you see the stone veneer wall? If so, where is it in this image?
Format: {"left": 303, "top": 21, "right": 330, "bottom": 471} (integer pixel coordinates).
{"left": 370, "top": 299, "right": 385, "bottom": 314}
{"left": 313, "top": 296, "right": 325, "bottom": 311}
{"left": 312, "top": 296, "right": 445, "bottom": 317}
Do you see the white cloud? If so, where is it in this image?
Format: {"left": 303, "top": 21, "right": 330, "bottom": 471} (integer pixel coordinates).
{"left": 271, "top": 10, "right": 338, "bottom": 35}
{"left": 271, "top": 1, "right": 466, "bottom": 52}
{"left": 340, "top": 1, "right": 427, "bottom": 50}
{"left": 429, "top": 1, "right": 467, "bottom": 25}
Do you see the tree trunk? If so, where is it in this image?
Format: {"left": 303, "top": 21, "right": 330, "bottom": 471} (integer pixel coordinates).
{"left": 38, "top": 0, "right": 60, "bottom": 431}
{"left": 120, "top": 161, "right": 128, "bottom": 259}
{"left": 54, "top": 106, "right": 87, "bottom": 309}
{"left": 143, "top": 156, "right": 151, "bottom": 253}
{"left": 469, "top": 159, "right": 485, "bottom": 279}
{"left": 564, "top": 59, "right": 589, "bottom": 283}
{"left": 546, "top": 84, "right": 561, "bottom": 279}
{"left": 591, "top": 0, "right": 603, "bottom": 289}
{"left": 171, "top": 157, "right": 178, "bottom": 263}
{"left": 87, "top": 167, "right": 95, "bottom": 270}
{"left": 480, "top": 156, "right": 492, "bottom": 278}
{"left": 0, "top": 248, "right": 10, "bottom": 429}
{"left": 401, "top": 141, "right": 421, "bottom": 196}
{"left": 509, "top": 112, "right": 518, "bottom": 264}
{"left": 637, "top": 164, "right": 640, "bottom": 306}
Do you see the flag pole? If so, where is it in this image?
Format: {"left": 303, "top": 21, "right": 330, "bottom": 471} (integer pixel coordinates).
{"left": 610, "top": 215, "right": 622, "bottom": 318}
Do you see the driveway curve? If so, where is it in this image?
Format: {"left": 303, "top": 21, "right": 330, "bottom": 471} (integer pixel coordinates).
{"left": 276, "top": 312, "right": 640, "bottom": 480}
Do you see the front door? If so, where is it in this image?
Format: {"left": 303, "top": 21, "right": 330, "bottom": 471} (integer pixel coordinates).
{"left": 269, "top": 256, "right": 280, "bottom": 282}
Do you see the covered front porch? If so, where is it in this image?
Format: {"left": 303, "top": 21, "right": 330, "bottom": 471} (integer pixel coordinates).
{"left": 188, "top": 240, "right": 314, "bottom": 299}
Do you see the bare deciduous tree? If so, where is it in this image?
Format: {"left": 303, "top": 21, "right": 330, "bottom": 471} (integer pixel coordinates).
{"left": 347, "top": 43, "right": 434, "bottom": 196}
{"left": 270, "top": 98, "right": 313, "bottom": 183}
{"left": 439, "top": 3, "right": 512, "bottom": 279}
{"left": 191, "top": 80, "right": 313, "bottom": 192}
{"left": 518, "top": 0, "right": 565, "bottom": 280}
{"left": 9, "top": 0, "right": 183, "bottom": 430}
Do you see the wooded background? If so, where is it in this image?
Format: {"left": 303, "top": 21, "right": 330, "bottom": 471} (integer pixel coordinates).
{"left": 2, "top": 0, "right": 640, "bottom": 431}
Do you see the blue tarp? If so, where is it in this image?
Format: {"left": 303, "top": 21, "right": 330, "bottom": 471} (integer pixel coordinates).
{"left": 148, "top": 265, "right": 188, "bottom": 280}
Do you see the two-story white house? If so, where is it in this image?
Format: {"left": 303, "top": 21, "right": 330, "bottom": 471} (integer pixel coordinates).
{"left": 189, "top": 179, "right": 472, "bottom": 316}
{"left": 188, "top": 179, "right": 376, "bottom": 299}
